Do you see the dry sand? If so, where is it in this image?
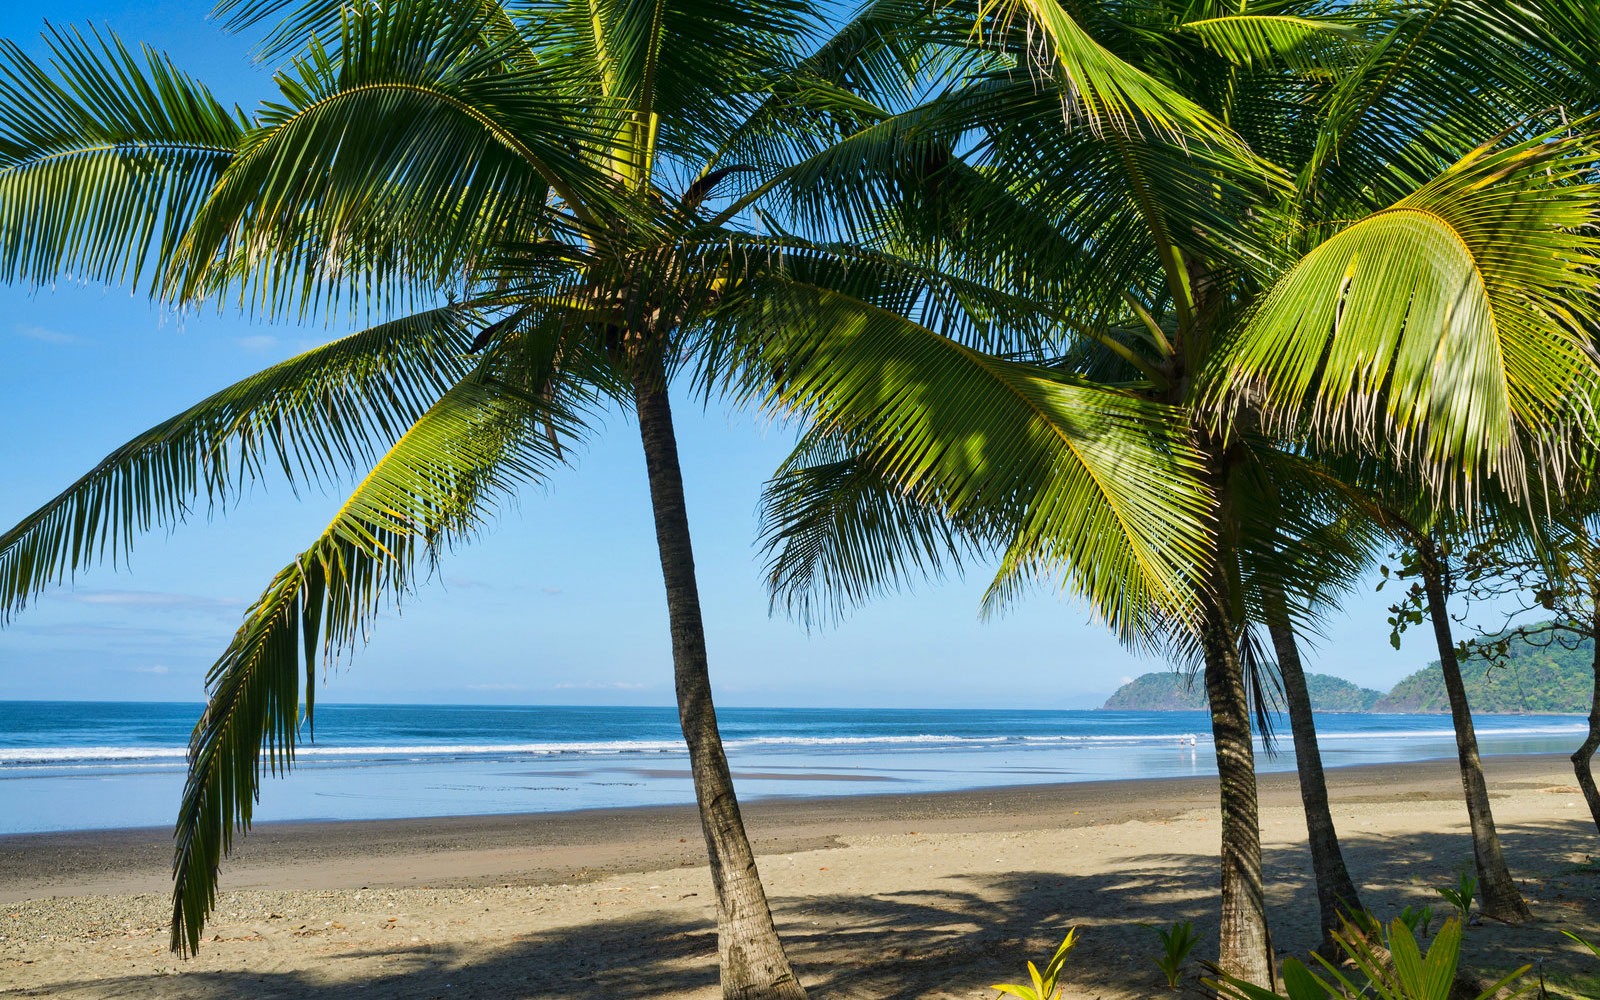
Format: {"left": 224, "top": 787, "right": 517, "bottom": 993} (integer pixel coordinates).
{"left": 3, "top": 754, "right": 1599, "bottom": 998}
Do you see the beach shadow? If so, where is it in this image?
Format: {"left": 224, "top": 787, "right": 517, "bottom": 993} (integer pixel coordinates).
{"left": 35, "top": 912, "right": 721, "bottom": 999}
{"left": 29, "top": 818, "right": 1600, "bottom": 999}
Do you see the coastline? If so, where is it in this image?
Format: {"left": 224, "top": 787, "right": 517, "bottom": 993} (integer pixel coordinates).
{"left": 0, "top": 753, "right": 1580, "bottom": 900}
{"left": 4, "top": 753, "right": 1598, "bottom": 999}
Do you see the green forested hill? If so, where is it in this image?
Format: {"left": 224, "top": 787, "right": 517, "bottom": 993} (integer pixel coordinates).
{"left": 1102, "top": 629, "right": 1597, "bottom": 713}
{"left": 1102, "top": 671, "right": 1383, "bottom": 712}
{"left": 1373, "top": 635, "right": 1595, "bottom": 714}
{"left": 1101, "top": 672, "right": 1208, "bottom": 710}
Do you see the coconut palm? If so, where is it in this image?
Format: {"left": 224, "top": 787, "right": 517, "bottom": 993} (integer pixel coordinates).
{"left": 0, "top": 1, "right": 1218, "bottom": 995}
{"left": 750, "top": 0, "right": 1600, "bottom": 979}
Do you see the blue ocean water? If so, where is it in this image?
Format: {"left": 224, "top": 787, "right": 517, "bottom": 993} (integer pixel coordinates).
{"left": 0, "top": 701, "right": 1586, "bottom": 834}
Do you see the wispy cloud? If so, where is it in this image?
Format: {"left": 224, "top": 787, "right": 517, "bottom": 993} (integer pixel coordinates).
{"left": 14, "top": 324, "right": 77, "bottom": 345}
{"left": 132, "top": 664, "right": 170, "bottom": 675}
{"left": 553, "top": 681, "right": 647, "bottom": 691}
{"left": 467, "top": 682, "right": 529, "bottom": 692}
{"left": 66, "top": 589, "right": 242, "bottom": 611}
{"left": 236, "top": 334, "right": 279, "bottom": 352}
{"left": 541, "top": 586, "right": 562, "bottom": 595}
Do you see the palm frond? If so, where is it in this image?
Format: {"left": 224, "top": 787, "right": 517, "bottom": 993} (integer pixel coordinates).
{"left": 0, "top": 25, "right": 245, "bottom": 291}
{"left": 1180, "top": 13, "right": 1362, "bottom": 72}
{"left": 978, "top": 0, "right": 1249, "bottom": 151}
{"left": 174, "top": 0, "right": 625, "bottom": 315}
{"left": 759, "top": 430, "right": 996, "bottom": 627}
{"left": 170, "top": 357, "right": 580, "bottom": 955}
{"left": 1208, "top": 127, "right": 1600, "bottom": 497}
{"left": 743, "top": 278, "right": 1212, "bottom": 644}
{"left": 0, "top": 306, "right": 476, "bottom": 623}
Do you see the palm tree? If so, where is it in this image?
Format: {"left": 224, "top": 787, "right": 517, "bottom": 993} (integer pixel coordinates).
{"left": 0, "top": 2, "right": 1217, "bottom": 995}
{"left": 752, "top": 0, "right": 1600, "bottom": 979}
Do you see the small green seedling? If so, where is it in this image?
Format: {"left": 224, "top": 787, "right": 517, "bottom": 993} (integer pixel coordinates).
{"left": 1141, "top": 920, "right": 1203, "bottom": 989}
{"left": 1436, "top": 871, "right": 1477, "bottom": 918}
{"left": 992, "top": 928, "right": 1081, "bottom": 1000}
{"left": 1396, "top": 904, "right": 1434, "bottom": 938}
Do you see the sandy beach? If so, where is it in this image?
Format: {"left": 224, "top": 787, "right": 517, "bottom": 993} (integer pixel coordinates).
{"left": 3, "top": 754, "right": 1598, "bottom": 998}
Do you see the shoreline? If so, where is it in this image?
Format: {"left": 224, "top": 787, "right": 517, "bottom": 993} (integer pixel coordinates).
{"left": 0, "top": 752, "right": 1571, "bottom": 902}
{"left": 4, "top": 752, "right": 1597, "bottom": 999}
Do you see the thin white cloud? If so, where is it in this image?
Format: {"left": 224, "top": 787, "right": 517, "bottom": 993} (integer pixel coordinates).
{"left": 553, "top": 681, "right": 647, "bottom": 691}
{"left": 14, "top": 324, "right": 77, "bottom": 344}
{"left": 236, "top": 334, "right": 279, "bottom": 352}
{"left": 133, "top": 664, "right": 170, "bottom": 675}
{"left": 67, "top": 589, "right": 242, "bottom": 611}
{"left": 541, "top": 586, "right": 562, "bottom": 595}
{"left": 467, "top": 682, "right": 529, "bottom": 691}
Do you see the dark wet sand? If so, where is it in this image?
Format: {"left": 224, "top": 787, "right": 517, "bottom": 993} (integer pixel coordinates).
{"left": 0, "top": 753, "right": 1561, "bottom": 903}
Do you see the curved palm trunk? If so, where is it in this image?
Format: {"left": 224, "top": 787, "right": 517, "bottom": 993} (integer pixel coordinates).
{"left": 633, "top": 363, "right": 807, "bottom": 1000}
{"left": 1197, "top": 443, "right": 1274, "bottom": 987}
{"left": 1573, "top": 619, "right": 1600, "bottom": 834}
{"left": 1262, "top": 595, "right": 1363, "bottom": 952}
{"left": 1202, "top": 599, "right": 1275, "bottom": 987}
{"left": 1418, "top": 543, "right": 1530, "bottom": 924}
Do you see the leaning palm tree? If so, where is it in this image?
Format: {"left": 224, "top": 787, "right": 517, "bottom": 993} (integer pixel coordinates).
{"left": 0, "top": 1, "right": 1218, "bottom": 995}
{"left": 749, "top": 0, "right": 1600, "bottom": 980}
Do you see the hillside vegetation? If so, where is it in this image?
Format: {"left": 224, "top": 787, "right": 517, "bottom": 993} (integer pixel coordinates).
{"left": 1374, "top": 635, "right": 1596, "bottom": 714}
{"left": 1102, "top": 671, "right": 1383, "bottom": 712}
{"left": 1103, "top": 629, "right": 1597, "bottom": 713}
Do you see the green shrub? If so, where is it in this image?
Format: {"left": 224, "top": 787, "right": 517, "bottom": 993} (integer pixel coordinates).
{"left": 1207, "top": 915, "right": 1529, "bottom": 1000}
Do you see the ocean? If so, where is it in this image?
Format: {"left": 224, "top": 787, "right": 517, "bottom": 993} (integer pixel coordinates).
{"left": 0, "top": 702, "right": 1587, "bottom": 835}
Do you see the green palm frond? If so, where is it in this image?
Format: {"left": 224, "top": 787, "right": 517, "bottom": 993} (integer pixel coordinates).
{"left": 976, "top": 0, "right": 1248, "bottom": 151}
{"left": 212, "top": 0, "right": 536, "bottom": 64}
{"left": 745, "top": 278, "right": 1212, "bottom": 643}
{"left": 1301, "top": 0, "right": 1585, "bottom": 205}
{"left": 0, "top": 24, "right": 245, "bottom": 290}
{"left": 0, "top": 306, "right": 476, "bottom": 623}
{"left": 174, "top": 0, "right": 625, "bottom": 314}
{"left": 170, "top": 359, "right": 579, "bottom": 956}
{"left": 1208, "top": 127, "right": 1600, "bottom": 495}
{"left": 759, "top": 431, "right": 996, "bottom": 626}
{"left": 1180, "top": 13, "right": 1362, "bottom": 72}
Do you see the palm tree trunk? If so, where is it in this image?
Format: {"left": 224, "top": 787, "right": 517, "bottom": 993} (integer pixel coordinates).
{"left": 1194, "top": 443, "right": 1274, "bottom": 987}
{"left": 1202, "top": 599, "right": 1275, "bottom": 987}
{"left": 1262, "top": 591, "right": 1363, "bottom": 952}
{"left": 1573, "top": 610, "right": 1600, "bottom": 835}
{"left": 1417, "top": 540, "right": 1530, "bottom": 924}
{"left": 633, "top": 361, "right": 807, "bottom": 1000}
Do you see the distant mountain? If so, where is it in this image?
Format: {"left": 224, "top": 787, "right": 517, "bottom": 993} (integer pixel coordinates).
{"left": 1102, "top": 671, "right": 1383, "bottom": 712}
{"left": 1374, "top": 633, "right": 1595, "bottom": 714}
{"left": 1101, "top": 672, "right": 1208, "bottom": 710}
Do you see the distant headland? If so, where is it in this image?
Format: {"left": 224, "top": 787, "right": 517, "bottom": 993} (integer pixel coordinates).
{"left": 1102, "top": 630, "right": 1596, "bottom": 714}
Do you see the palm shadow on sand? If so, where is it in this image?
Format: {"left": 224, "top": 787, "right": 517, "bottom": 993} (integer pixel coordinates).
{"left": 32, "top": 817, "right": 1600, "bottom": 999}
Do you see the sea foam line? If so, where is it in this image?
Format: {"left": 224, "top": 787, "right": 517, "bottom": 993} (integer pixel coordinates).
{"left": 2, "top": 722, "right": 1586, "bottom": 765}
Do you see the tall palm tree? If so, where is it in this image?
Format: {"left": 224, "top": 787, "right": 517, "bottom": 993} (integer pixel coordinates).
{"left": 751, "top": 0, "right": 1600, "bottom": 980}
{"left": 0, "top": 2, "right": 1217, "bottom": 995}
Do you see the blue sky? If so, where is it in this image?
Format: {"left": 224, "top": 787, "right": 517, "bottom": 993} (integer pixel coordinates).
{"left": 0, "top": 0, "right": 1445, "bottom": 708}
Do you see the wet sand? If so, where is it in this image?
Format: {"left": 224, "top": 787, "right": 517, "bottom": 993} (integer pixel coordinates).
{"left": 3, "top": 754, "right": 1598, "bottom": 998}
